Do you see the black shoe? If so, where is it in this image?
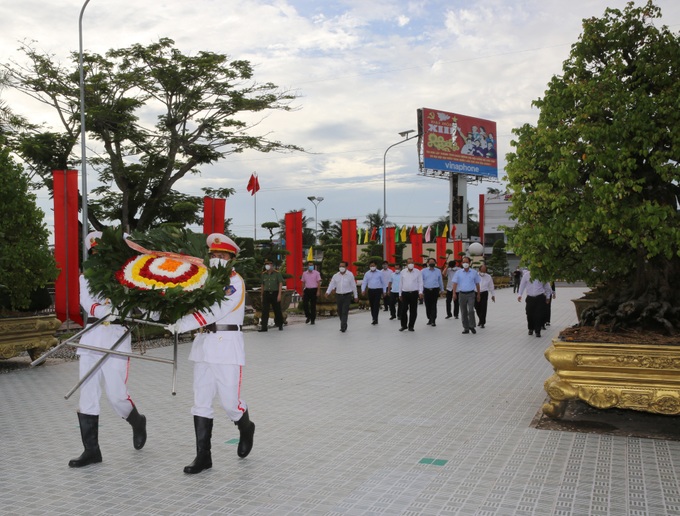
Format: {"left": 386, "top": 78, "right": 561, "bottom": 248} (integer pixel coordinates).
{"left": 528, "top": 330, "right": 533, "bottom": 335}
{"left": 470, "top": 328, "right": 476, "bottom": 334}
{"left": 126, "top": 406, "right": 147, "bottom": 450}
{"left": 234, "top": 410, "right": 255, "bottom": 458}
{"left": 431, "top": 322, "right": 436, "bottom": 327}
{"left": 305, "top": 318, "right": 310, "bottom": 324}
{"left": 258, "top": 328, "right": 268, "bottom": 332}
{"left": 184, "top": 416, "right": 213, "bottom": 474}
{"left": 454, "top": 316, "right": 459, "bottom": 319}
{"left": 310, "top": 320, "right": 315, "bottom": 325}
{"left": 426, "top": 321, "right": 432, "bottom": 326}
{"left": 445, "top": 315, "right": 452, "bottom": 319}
{"left": 340, "top": 328, "right": 346, "bottom": 332}
{"left": 536, "top": 333, "right": 541, "bottom": 338}
{"left": 462, "top": 330, "right": 470, "bottom": 334}
{"left": 479, "top": 324, "right": 485, "bottom": 328}
{"left": 399, "top": 327, "right": 407, "bottom": 332}
{"left": 371, "top": 320, "right": 378, "bottom": 325}
{"left": 278, "top": 325, "right": 283, "bottom": 331}
{"left": 69, "top": 413, "right": 102, "bottom": 468}
{"left": 408, "top": 328, "right": 415, "bottom": 332}
{"left": 389, "top": 316, "right": 396, "bottom": 320}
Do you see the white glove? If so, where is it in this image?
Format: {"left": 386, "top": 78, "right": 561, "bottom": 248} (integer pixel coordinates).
{"left": 164, "top": 322, "right": 179, "bottom": 334}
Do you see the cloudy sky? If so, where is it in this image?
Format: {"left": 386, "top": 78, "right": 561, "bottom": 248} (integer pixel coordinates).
{"left": 2, "top": 0, "right": 679, "bottom": 241}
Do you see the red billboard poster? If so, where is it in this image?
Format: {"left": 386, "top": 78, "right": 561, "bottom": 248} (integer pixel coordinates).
{"left": 420, "top": 107, "right": 497, "bottom": 178}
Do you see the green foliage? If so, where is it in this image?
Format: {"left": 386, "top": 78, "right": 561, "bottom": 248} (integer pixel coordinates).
{"left": 505, "top": 1, "right": 680, "bottom": 296}
{"left": 83, "top": 227, "right": 232, "bottom": 323}
{"left": 0, "top": 146, "right": 58, "bottom": 310}
{"left": 6, "top": 38, "right": 302, "bottom": 231}
{"left": 486, "top": 240, "right": 509, "bottom": 277}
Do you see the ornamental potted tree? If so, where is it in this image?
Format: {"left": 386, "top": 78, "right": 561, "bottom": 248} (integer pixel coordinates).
{"left": 0, "top": 145, "right": 60, "bottom": 360}
{"left": 505, "top": 2, "right": 680, "bottom": 419}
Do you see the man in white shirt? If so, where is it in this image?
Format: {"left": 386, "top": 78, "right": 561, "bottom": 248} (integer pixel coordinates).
{"left": 326, "top": 261, "right": 359, "bottom": 332}
{"left": 398, "top": 257, "right": 424, "bottom": 332}
{"left": 475, "top": 264, "right": 496, "bottom": 328}
{"left": 517, "top": 268, "right": 552, "bottom": 338}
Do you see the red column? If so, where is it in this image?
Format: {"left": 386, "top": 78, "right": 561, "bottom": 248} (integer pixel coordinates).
{"left": 479, "top": 193, "right": 485, "bottom": 244}
{"left": 436, "top": 236, "right": 447, "bottom": 267}
{"left": 341, "top": 219, "right": 357, "bottom": 275}
{"left": 53, "top": 170, "right": 82, "bottom": 326}
{"left": 453, "top": 240, "right": 464, "bottom": 261}
{"left": 411, "top": 232, "right": 423, "bottom": 268}
{"left": 285, "top": 211, "right": 303, "bottom": 294}
{"left": 384, "top": 227, "right": 396, "bottom": 263}
{"left": 203, "top": 197, "right": 226, "bottom": 235}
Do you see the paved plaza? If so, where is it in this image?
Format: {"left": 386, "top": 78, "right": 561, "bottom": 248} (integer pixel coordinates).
{"left": 2, "top": 285, "right": 680, "bottom": 515}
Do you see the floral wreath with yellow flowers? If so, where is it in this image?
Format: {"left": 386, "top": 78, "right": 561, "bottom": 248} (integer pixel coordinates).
{"left": 83, "top": 227, "right": 232, "bottom": 323}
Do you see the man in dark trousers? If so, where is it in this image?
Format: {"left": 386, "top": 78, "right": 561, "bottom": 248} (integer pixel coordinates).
{"left": 259, "top": 259, "right": 284, "bottom": 331}
{"left": 361, "top": 260, "right": 387, "bottom": 325}
{"left": 398, "top": 257, "right": 423, "bottom": 332}
{"left": 517, "top": 269, "right": 553, "bottom": 338}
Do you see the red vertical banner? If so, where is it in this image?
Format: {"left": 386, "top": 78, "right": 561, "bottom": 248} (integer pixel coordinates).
{"left": 411, "top": 232, "right": 423, "bottom": 268}
{"left": 384, "top": 227, "right": 396, "bottom": 263}
{"left": 436, "top": 236, "right": 447, "bottom": 267}
{"left": 285, "top": 211, "right": 303, "bottom": 294}
{"left": 479, "top": 193, "right": 485, "bottom": 244}
{"left": 453, "top": 240, "right": 464, "bottom": 261}
{"left": 341, "top": 219, "right": 357, "bottom": 275}
{"left": 203, "top": 197, "right": 226, "bottom": 235}
{"left": 53, "top": 170, "right": 82, "bottom": 326}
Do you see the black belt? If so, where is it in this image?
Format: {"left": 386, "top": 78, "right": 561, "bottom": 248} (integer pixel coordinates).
{"left": 337, "top": 292, "right": 353, "bottom": 295}
{"left": 204, "top": 323, "right": 242, "bottom": 332}
{"left": 460, "top": 290, "right": 474, "bottom": 294}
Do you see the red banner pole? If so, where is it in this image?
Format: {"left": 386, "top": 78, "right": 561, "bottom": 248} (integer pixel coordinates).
{"left": 411, "top": 232, "right": 423, "bottom": 268}
{"left": 479, "top": 193, "right": 485, "bottom": 245}
{"left": 285, "top": 212, "right": 303, "bottom": 294}
{"left": 203, "top": 197, "right": 214, "bottom": 234}
{"left": 385, "top": 227, "right": 396, "bottom": 263}
{"left": 436, "top": 236, "right": 447, "bottom": 267}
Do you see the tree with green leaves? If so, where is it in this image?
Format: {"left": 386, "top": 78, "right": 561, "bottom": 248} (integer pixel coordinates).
{"left": 486, "top": 240, "right": 509, "bottom": 277}
{"left": 0, "top": 143, "right": 57, "bottom": 310}
{"left": 505, "top": 1, "right": 680, "bottom": 333}
{"left": 5, "top": 38, "right": 301, "bottom": 231}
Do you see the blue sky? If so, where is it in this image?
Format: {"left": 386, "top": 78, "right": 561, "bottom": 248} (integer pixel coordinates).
{"left": 2, "top": 0, "right": 679, "bottom": 241}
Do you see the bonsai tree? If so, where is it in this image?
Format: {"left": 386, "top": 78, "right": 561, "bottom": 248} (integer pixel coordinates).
{"left": 0, "top": 144, "right": 57, "bottom": 311}
{"left": 486, "top": 240, "right": 509, "bottom": 277}
{"left": 505, "top": 1, "right": 680, "bottom": 334}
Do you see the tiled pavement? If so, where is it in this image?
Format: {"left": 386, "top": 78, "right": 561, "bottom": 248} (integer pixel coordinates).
{"left": 2, "top": 285, "right": 680, "bottom": 515}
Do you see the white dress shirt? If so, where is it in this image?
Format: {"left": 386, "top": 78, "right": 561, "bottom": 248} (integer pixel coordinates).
{"left": 478, "top": 273, "right": 495, "bottom": 295}
{"left": 326, "top": 271, "right": 358, "bottom": 297}
{"left": 399, "top": 267, "right": 424, "bottom": 294}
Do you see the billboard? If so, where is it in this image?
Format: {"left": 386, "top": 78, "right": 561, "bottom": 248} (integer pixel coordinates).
{"left": 420, "top": 108, "right": 498, "bottom": 178}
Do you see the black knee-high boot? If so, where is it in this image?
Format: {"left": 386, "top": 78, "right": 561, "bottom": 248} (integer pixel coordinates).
{"left": 125, "top": 406, "right": 147, "bottom": 450}
{"left": 68, "top": 412, "right": 103, "bottom": 468}
{"left": 234, "top": 409, "right": 255, "bottom": 458}
{"left": 183, "top": 416, "right": 213, "bottom": 474}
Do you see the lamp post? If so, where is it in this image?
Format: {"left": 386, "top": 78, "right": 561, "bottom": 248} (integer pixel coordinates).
{"left": 306, "top": 196, "right": 324, "bottom": 246}
{"left": 79, "top": 0, "right": 92, "bottom": 260}
{"left": 383, "top": 130, "right": 417, "bottom": 260}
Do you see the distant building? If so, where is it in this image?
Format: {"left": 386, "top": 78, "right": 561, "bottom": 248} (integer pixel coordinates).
{"left": 482, "top": 192, "right": 519, "bottom": 270}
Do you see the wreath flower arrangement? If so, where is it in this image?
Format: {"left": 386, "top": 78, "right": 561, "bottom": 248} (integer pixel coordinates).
{"left": 84, "top": 227, "right": 232, "bottom": 323}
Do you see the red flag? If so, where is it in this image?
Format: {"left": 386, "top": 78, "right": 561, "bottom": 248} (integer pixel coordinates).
{"left": 246, "top": 173, "right": 260, "bottom": 196}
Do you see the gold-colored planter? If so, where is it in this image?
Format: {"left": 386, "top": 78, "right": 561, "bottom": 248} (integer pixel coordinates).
{"left": 543, "top": 338, "right": 680, "bottom": 418}
{"left": 0, "top": 315, "right": 61, "bottom": 360}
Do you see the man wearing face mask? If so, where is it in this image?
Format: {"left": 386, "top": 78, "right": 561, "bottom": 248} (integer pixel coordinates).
{"left": 452, "top": 256, "right": 481, "bottom": 334}
{"left": 301, "top": 261, "right": 322, "bottom": 324}
{"left": 169, "top": 233, "right": 255, "bottom": 474}
{"left": 361, "top": 260, "right": 388, "bottom": 325}
{"left": 398, "top": 257, "right": 424, "bottom": 332}
{"left": 259, "top": 259, "right": 284, "bottom": 332}
{"left": 380, "top": 261, "right": 393, "bottom": 312}
{"left": 474, "top": 264, "right": 495, "bottom": 328}
{"left": 387, "top": 263, "right": 402, "bottom": 320}
{"left": 422, "top": 258, "right": 445, "bottom": 327}
{"left": 326, "top": 261, "right": 359, "bottom": 332}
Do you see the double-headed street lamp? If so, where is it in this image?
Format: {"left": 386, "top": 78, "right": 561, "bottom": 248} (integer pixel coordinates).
{"left": 383, "top": 130, "right": 417, "bottom": 260}
{"left": 307, "top": 196, "right": 324, "bottom": 246}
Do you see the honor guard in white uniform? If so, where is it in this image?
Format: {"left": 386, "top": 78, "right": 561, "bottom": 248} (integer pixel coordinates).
{"left": 169, "top": 233, "right": 255, "bottom": 474}
{"left": 69, "top": 231, "right": 147, "bottom": 468}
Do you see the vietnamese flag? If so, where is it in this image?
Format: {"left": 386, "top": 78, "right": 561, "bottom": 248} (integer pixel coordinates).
{"left": 246, "top": 173, "right": 260, "bottom": 195}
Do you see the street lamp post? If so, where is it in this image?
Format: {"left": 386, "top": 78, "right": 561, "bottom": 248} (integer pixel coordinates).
{"left": 79, "top": 0, "right": 92, "bottom": 260}
{"left": 383, "top": 130, "right": 417, "bottom": 260}
{"left": 307, "top": 196, "right": 324, "bottom": 246}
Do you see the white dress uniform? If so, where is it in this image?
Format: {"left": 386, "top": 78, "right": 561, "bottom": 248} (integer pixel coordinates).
{"left": 78, "top": 275, "right": 135, "bottom": 418}
{"left": 175, "top": 267, "right": 248, "bottom": 421}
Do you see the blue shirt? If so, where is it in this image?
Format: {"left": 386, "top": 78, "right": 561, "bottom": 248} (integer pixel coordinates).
{"left": 361, "top": 270, "right": 387, "bottom": 292}
{"left": 389, "top": 270, "right": 401, "bottom": 292}
{"left": 421, "top": 267, "right": 444, "bottom": 290}
{"left": 453, "top": 268, "right": 481, "bottom": 292}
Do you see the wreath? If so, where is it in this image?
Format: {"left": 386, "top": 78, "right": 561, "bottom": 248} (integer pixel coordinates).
{"left": 83, "top": 227, "right": 232, "bottom": 323}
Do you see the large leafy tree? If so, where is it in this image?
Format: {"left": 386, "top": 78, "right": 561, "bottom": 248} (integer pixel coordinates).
{"left": 505, "top": 1, "right": 680, "bottom": 332}
{"left": 5, "top": 38, "right": 301, "bottom": 231}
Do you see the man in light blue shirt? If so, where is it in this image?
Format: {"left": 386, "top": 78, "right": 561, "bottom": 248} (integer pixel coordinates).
{"left": 421, "top": 258, "right": 444, "bottom": 327}
{"left": 452, "top": 256, "right": 481, "bottom": 334}
{"left": 361, "top": 260, "right": 388, "bottom": 325}
{"left": 388, "top": 263, "right": 402, "bottom": 320}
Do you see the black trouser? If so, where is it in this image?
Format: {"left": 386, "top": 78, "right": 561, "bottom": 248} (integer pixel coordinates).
{"left": 525, "top": 294, "right": 546, "bottom": 334}
{"left": 423, "top": 288, "right": 440, "bottom": 323}
{"left": 475, "top": 291, "right": 489, "bottom": 326}
{"left": 446, "top": 290, "right": 460, "bottom": 317}
{"left": 389, "top": 292, "right": 401, "bottom": 319}
{"left": 335, "top": 293, "right": 352, "bottom": 331}
{"left": 382, "top": 292, "right": 390, "bottom": 311}
{"left": 400, "top": 291, "right": 419, "bottom": 330}
{"left": 261, "top": 291, "right": 283, "bottom": 329}
{"left": 367, "top": 288, "right": 383, "bottom": 323}
{"left": 303, "top": 288, "right": 318, "bottom": 322}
